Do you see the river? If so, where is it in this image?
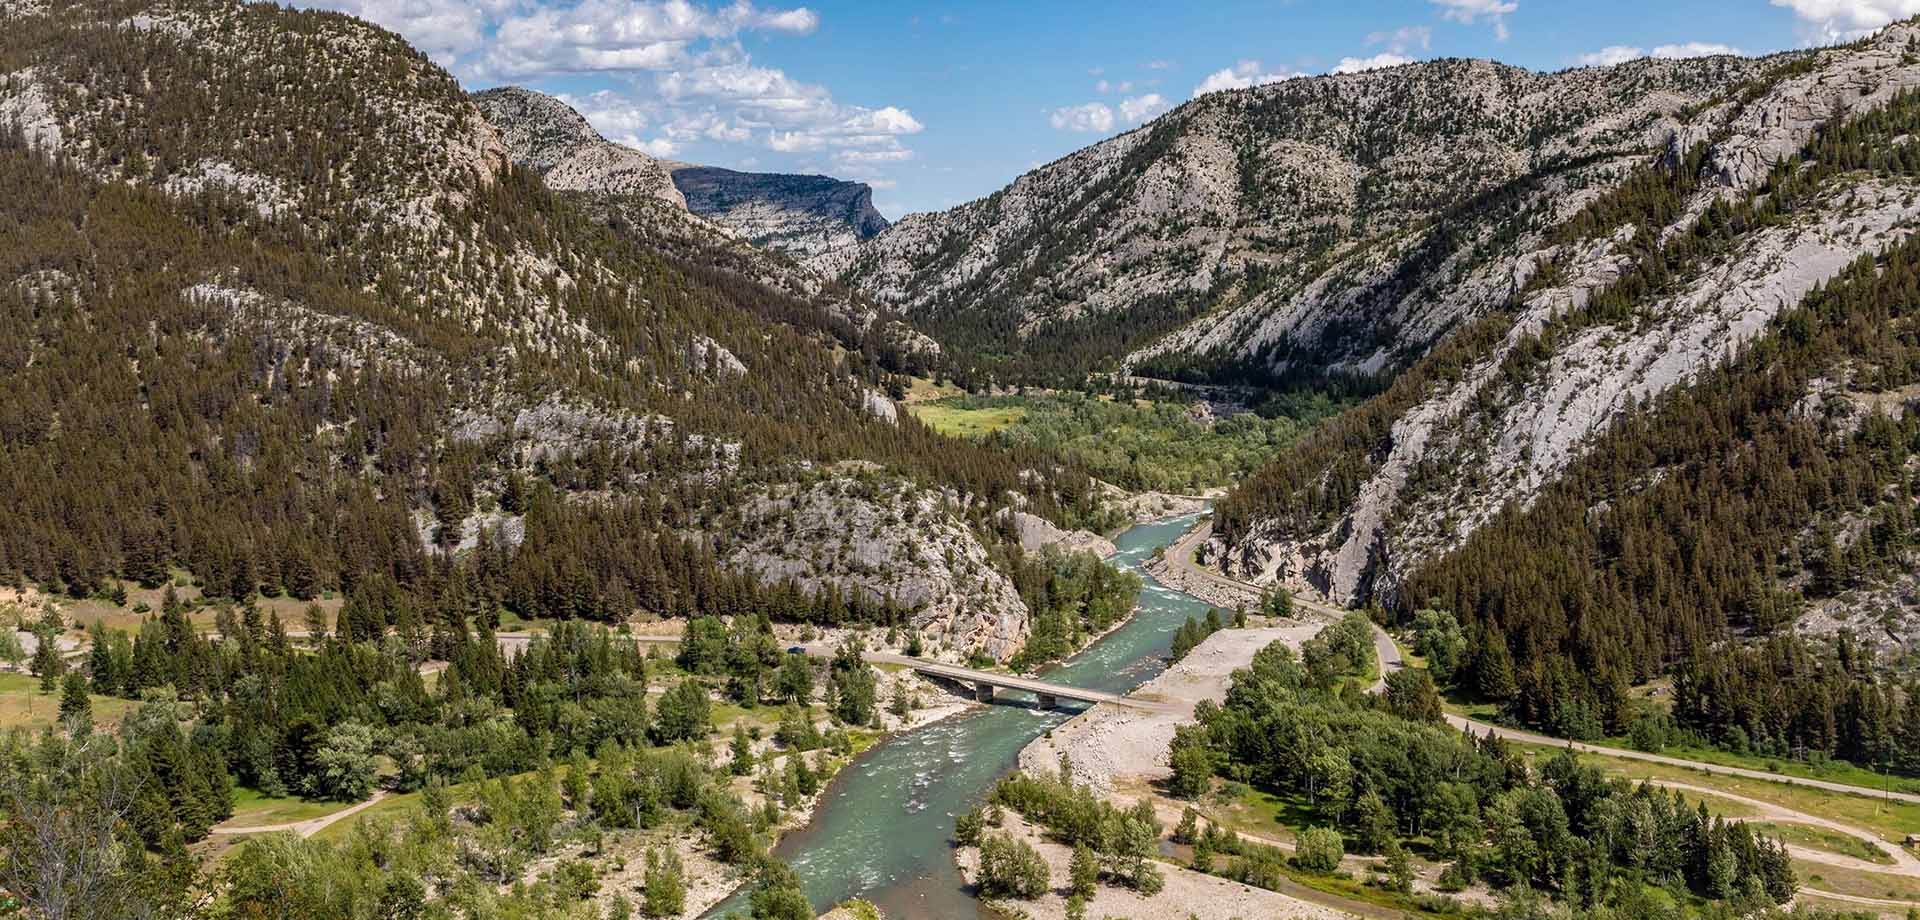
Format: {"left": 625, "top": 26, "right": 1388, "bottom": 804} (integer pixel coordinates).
{"left": 705, "top": 511, "right": 1219, "bottom": 918}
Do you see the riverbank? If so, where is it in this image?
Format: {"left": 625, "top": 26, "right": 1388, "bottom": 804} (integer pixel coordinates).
{"left": 1018, "top": 623, "right": 1319, "bottom": 796}
{"left": 687, "top": 668, "right": 982, "bottom": 918}
{"left": 958, "top": 811, "right": 1349, "bottom": 920}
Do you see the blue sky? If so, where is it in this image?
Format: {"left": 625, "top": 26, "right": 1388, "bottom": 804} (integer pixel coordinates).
{"left": 314, "top": 0, "right": 1920, "bottom": 217}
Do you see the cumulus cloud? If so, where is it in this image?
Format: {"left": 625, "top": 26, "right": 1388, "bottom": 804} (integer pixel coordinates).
{"left": 1191, "top": 60, "right": 1302, "bottom": 97}
{"left": 1118, "top": 93, "right": 1169, "bottom": 123}
{"left": 1430, "top": 0, "right": 1518, "bottom": 40}
{"left": 1048, "top": 102, "right": 1115, "bottom": 133}
{"left": 1366, "top": 25, "right": 1433, "bottom": 54}
{"left": 1332, "top": 53, "right": 1413, "bottom": 74}
{"left": 482, "top": 0, "right": 818, "bottom": 77}
{"left": 1651, "top": 41, "right": 1744, "bottom": 57}
{"left": 1769, "top": 0, "right": 1920, "bottom": 42}
{"left": 1575, "top": 41, "right": 1744, "bottom": 67}
{"left": 1575, "top": 45, "right": 1644, "bottom": 66}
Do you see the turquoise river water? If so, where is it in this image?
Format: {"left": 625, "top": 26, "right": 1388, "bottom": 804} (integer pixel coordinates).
{"left": 705, "top": 512, "right": 1218, "bottom": 918}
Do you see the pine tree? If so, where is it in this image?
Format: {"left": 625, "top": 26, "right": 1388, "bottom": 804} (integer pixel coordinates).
{"left": 58, "top": 672, "right": 90, "bottom": 732}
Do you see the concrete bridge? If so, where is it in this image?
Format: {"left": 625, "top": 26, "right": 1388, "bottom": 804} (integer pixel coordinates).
{"left": 836, "top": 650, "right": 1172, "bottom": 712}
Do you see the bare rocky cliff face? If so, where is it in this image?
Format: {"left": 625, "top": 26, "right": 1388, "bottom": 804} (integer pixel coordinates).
{"left": 721, "top": 475, "right": 1031, "bottom": 662}
{"left": 1204, "top": 22, "right": 1920, "bottom": 607}
{"left": 668, "top": 164, "right": 889, "bottom": 266}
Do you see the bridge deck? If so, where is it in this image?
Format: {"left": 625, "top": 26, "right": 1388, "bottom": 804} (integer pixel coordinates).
{"left": 863, "top": 652, "right": 1171, "bottom": 711}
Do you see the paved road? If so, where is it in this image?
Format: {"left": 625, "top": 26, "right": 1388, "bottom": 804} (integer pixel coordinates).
{"left": 1162, "top": 519, "right": 1920, "bottom": 806}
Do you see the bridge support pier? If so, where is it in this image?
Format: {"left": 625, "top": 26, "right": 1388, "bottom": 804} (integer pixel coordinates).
{"left": 975, "top": 682, "right": 995, "bottom": 702}
{"left": 1037, "top": 693, "right": 1058, "bottom": 710}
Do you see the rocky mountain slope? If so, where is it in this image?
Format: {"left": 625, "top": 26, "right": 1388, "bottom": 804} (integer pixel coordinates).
{"left": 472, "top": 85, "right": 934, "bottom": 364}
{"left": 0, "top": 0, "right": 1098, "bottom": 661}
{"left": 472, "top": 85, "right": 888, "bottom": 266}
{"left": 1210, "top": 22, "right": 1920, "bottom": 609}
{"left": 837, "top": 52, "right": 1775, "bottom": 382}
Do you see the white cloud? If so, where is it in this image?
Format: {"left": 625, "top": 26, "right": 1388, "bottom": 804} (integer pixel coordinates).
{"left": 1048, "top": 101, "right": 1115, "bottom": 133}
{"left": 307, "top": 0, "right": 908, "bottom": 172}
{"left": 1191, "top": 59, "right": 1302, "bottom": 97}
{"left": 1095, "top": 78, "right": 1135, "bottom": 94}
{"left": 1146, "top": 59, "right": 1174, "bottom": 70}
{"left": 1651, "top": 41, "right": 1744, "bottom": 57}
{"left": 1365, "top": 25, "right": 1433, "bottom": 54}
{"left": 483, "top": 0, "right": 818, "bottom": 77}
{"left": 1118, "top": 93, "right": 1168, "bottom": 123}
{"left": 834, "top": 148, "right": 914, "bottom": 164}
{"left": 626, "top": 136, "right": 681, "bottom": 157}
{"left": 1575, "top": 45, "right": 1644, "bottom": 66}
{"left": 1332, "top": 53, "right": 1413, "bottom": 74}
{"left": 1430, "top": 0, "right": 1518, "bottom": 41}
{"left": 1574, "top": 41, "right": 1744, "bottom": 66}
{"left": 1770, "top": 0, "right": 1920, "bottom": 42}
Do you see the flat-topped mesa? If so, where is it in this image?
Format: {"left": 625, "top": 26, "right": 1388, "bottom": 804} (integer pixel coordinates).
{"left": 667, "top": 164, "right": 889, "bottom": 265}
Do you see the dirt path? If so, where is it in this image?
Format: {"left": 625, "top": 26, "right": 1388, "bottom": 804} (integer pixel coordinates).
{"left": 1161, "top": 519, "right": 1920, "bottom": 807}
{"left": 211, "top": 791, "right": 391, "bottom": 838}
{"left": 1650, "top": 781, "right": 1920, "bottom": 875}
{"left": 1154, "top": 516, "right": 1920, "bottom": 909}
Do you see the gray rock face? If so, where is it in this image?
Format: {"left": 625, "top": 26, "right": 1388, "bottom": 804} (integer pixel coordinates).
{"left": 668, "top": 165, "right": 889, "bottom": 265}
{"left": 839, "top": 55, "right": 1770, "bottom": 369}
{"left": 993, "top": 508, "right": 1117, "bottom": 559}
{"left": 470, "top": 86, "right": 936, "bottom": 360}
{"left": 723, "top": 477, "right": 1030, "bottom": 662}
{"left": 1208, "top": 23, "right": 1920, "bottom": 608}
{"left": 471, "top": 86, "right": 685, "bottom": 208}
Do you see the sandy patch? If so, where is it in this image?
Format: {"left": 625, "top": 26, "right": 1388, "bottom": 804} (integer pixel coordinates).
{"left": 1020, "top": 625, "right": 1319, "bottom": 794}
{"left": 956, "top": 812, "right": 1349, "bottom": 920}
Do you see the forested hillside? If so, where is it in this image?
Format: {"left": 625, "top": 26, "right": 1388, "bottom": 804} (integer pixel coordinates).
{"left": 0, "top": 0, "right": 1119, "bottom": 663}
{"left": 1208, "top": 33, "right": 1920, "bottom": 765}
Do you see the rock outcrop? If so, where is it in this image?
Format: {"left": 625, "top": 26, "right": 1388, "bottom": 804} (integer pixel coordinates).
{"left": 1207, "top": 21, "right": 1920, "bottom": 607}
{"left": 724, "top": 477, "right": 1031, "bottom": 662}
{"left": 472, "top": 86, "right": 685, "bottom": 208}
{"left": 668, "top": 164, "right": 888, "bottom": 266}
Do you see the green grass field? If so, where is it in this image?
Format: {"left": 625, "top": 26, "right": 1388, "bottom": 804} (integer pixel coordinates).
{"left": 1747, "top": 821, "right": 1892, "bottom": 864}
{"left": 228, "top": 787, "right": 353, "bottom": 827}
{"left": 906, "top": 401, "right": 1030, "bottom": 437}
{"left": 0, "top": 671, "right": 140, "bottom": 731}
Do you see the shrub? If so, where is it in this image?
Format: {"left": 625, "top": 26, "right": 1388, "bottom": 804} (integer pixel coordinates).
{"left": 976, "top": 833, "right": 1050, "bottom": 900}
{"left": 1294, "top": 826, "right": 1344, "bottom": 873}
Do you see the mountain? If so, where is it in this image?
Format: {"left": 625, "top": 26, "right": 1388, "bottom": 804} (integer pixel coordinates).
{"left": 667, "top": 163, "right": 890, "bottom": 264}
{"left": 472, "top": 86, "right": 888, "bottom": 266}
{"left": 471, "top": 85, "right": 933, "bottom": 364}
{"left": 0, "top": 0, "right": 1109, "bottom": 662}
{"left": 837, "top": 54, "right": 1773, "bottom": 383}
{"left": 1191, "top": 24, "right": 1920, "bottom": 747}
